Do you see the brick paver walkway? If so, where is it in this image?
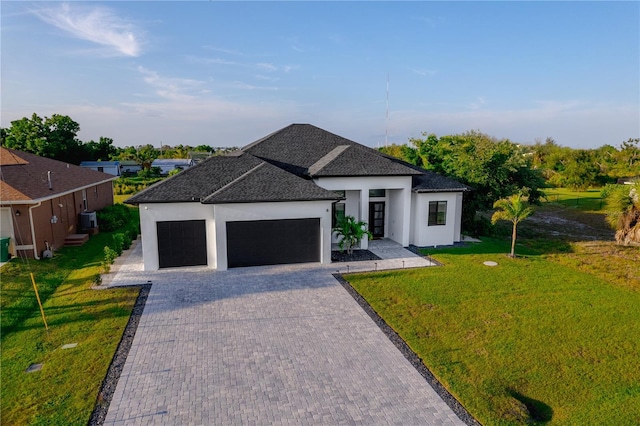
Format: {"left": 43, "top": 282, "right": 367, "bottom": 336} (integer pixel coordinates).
{"left": 104, "top": 244, "right": 464, "bottom": 425}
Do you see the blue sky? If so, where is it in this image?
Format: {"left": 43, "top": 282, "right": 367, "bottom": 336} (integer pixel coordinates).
{"left": 2, "top": 1, "right": 638, "bottom": 149}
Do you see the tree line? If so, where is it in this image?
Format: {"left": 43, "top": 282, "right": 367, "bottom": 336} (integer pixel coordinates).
{"left": 0, "top": 113, "right": 236, "bottom": 167}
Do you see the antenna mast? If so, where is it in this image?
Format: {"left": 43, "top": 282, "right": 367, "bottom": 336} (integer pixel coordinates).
{"left": 385, "top": 73, "right": 389, "bottom": 147}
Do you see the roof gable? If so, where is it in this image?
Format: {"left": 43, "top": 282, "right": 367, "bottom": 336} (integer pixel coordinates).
{"left": 126, "top": 152, "right": 340, "bottom": 204}
{"left": 0, "top": 148, "right": 117, "bottom": 202}
{"left": 242, "top": 124, "right": 420, "bottom": 177}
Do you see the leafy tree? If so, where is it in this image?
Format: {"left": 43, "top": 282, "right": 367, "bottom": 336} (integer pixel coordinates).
{"left": 134, "top": 145, "right": 158, "bottom": 170}
{"left": 602, "top": 182, "right": 640, "bottom": 246}
{"left": 491, "top": 194, "right": 534, "bottom": 257}
{"left": 2, "top": 113, "right": 86, "bottom": 163}
{"left": 85, "top": 136, "right": 117, "bottom": 161}
{"left": 390, "top": 131, "right": 544, "bottom": 232}
{"left": 333, "top": 215, "right": 372, "bottom": 255}
{"left": 562, "top": 150, "right": 599, "bottom": 190}
{"left": 195, "top": 144, "right": 214, "bottom": 153}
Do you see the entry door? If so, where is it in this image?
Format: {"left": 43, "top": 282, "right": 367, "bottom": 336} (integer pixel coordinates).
{"left": 369, "top": 202, "right": 385, "bottom": 238}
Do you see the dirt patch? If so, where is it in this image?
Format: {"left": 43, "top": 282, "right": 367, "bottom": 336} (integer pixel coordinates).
{"left": 515, "top": 204, "right": 614, "bottom": 241}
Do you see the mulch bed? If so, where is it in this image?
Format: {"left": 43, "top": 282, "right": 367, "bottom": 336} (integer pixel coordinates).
{"left": 88, "top": 283, "right": 151, "bottom": 426}
{"left": 331, "top": 249, "right": 381, "bottom": 262}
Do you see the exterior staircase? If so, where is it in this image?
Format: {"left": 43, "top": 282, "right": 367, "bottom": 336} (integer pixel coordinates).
{"left": 64, "top": 234, "right": 89, "bottom": 247}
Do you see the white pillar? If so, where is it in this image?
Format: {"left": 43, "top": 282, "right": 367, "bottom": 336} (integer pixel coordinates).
{"left": 360, "top": 189, "right": 369, "bottom": 249}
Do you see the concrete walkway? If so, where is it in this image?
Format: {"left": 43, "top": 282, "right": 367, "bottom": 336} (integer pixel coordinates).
{"left": 103, "top": 243, "right": 464, "bottom": 425}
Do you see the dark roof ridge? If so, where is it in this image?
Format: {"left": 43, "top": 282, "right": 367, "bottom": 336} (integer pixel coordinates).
{"left": 201, "top": 161, "right": 265, "bottom": 203}
{"left": 241, "top": 124, "right": 300, "bottom": 152}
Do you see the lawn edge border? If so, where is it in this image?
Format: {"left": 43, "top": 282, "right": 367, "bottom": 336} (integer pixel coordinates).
{"left": 88, "top": 283, "right": 152, "bottom": 426}
{"left": 333, "top": 273, "right": 480, "bottom": 426}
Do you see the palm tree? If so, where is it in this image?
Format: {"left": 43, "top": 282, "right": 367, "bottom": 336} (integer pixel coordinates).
{"left": 333, "top": 216, "right": 372, "bottom": 255}
{"left": 491, "top": 194, "right": 534, "bottom": 257}
{"left": 603, "top": 181, "right": 640, "bottom": 245}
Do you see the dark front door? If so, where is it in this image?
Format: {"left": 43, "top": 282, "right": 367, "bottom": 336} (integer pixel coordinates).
{"left": 369, "top": 202, "right": 385, "bottom": 238}
{"left": 226, "top": 218, "right": 320, "bottom": 268}
{"left": 157, "top": 220, "right": 207, "bottom": 268}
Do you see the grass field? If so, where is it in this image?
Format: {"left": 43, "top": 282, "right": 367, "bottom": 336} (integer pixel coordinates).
{"left": 543, "top": 188, "right": 605, "bottom": 212}
{"left": 1, "top": 233, "right": 140, "bottom": 425}
{"left": 346, "top": 238, "right": 640, "bottom": 425}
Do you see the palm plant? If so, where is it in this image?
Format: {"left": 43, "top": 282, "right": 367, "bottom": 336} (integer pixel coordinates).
{"left": 603, "top": 181, "right": 640, "bottom": 245}
{"left": 491, "top": 194, "right": 534, "bottom": 257}
{"left": 333, "top": 215, "right": 372, "bottom": 255}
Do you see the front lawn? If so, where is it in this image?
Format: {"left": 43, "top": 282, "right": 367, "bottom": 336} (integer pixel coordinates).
{"left": 1, "top": 233, "right": 140, "bottom": 425}
{"left": 346, "top": 239, "right": 640, "bottom": 425}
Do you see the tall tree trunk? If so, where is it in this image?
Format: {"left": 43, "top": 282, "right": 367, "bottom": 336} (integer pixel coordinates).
{"left": 510, "top": 222, "right": 517, "bottom": 257}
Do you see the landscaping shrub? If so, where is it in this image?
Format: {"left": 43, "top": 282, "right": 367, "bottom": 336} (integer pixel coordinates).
{"left": 97, "top": 204, "right": 131, "bottom": 232}
{"left": 102, "top": 246, "right": 118, "bottom": 273}
{"left": 112, "top": 233, "right": 125, "bottom": 255}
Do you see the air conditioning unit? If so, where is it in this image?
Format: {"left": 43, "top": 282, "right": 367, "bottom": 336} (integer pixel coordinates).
{"left": 79, "top": 211, "right": 97, "bottom": 231}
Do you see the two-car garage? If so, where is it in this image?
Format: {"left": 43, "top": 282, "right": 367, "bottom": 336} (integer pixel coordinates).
{"left": 226, "top": 218, "right": 320, "bottom": 268}
{"left": 155, "top": 217, "right": 321, "bottom": 269}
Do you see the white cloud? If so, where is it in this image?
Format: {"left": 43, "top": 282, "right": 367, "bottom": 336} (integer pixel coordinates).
{"left": 409, "top": 68, "right": 437, "bottom": 77}
{"left": 256, "top": 62, "right": 299, "bottom": 73}
{"left": 137, "top": 66, "right": 205, "bottom": 102}
{"left": 232, "top": 82, "right": 278, "bottom": 91}
{"left": 256, "top": 62, "right": 278, "bottom": 72}
{"left": 32, "top": 3, "right": 143, "bottom": 57}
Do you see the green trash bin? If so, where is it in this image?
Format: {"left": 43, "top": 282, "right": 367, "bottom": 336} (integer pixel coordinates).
{"left": 0, "top": 237, "right": 10, "bottom": 262}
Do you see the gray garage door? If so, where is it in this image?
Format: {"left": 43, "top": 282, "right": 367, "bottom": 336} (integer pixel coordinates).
{"left": 157, "top": 220, "right": 207, "bottom": 268}
{"left": 226, "top": 218, "right": 320, "bottom": 268}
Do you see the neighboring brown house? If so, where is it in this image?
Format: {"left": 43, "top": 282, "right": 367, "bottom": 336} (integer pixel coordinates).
{"left": 0, "top": 147, "right": 116, "bottom": 259}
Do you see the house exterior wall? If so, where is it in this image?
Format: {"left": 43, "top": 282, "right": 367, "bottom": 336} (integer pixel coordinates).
{"left": 315, "top": 176, "right": 413, "bottom": 247}
{"left": 410, "top": 191, "right": 463, "bottom": 247}
{"left": 2, "top": 181, "right": 114, "bottom": 259}
{"left": 0, "top": 207, "right": 17, "bottom": 256}
{"left": 139, "top": 200, "right": 332, "bottom": 271}
{"left": 81, "top": 164, "right": 120, "bottom": 176}
{"left": 213, "top": 201, "right": 333, "bottom": 271}
{"left": 138, "top": 202, "right": 216, "bottom": 271}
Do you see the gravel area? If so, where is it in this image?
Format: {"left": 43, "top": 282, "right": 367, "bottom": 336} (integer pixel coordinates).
{"left": 88, "top": 284, "right": 151, "bottom": 426}
{"left": 333, "top": 273, "right": 480, "bottom": 426}
{"left": 331, "top": 249, "right": 381, "bottom": 262}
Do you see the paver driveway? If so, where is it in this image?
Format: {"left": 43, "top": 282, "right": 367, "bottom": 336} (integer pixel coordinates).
{"left": 105, "top": 256, "right": 465, "bottom": 425}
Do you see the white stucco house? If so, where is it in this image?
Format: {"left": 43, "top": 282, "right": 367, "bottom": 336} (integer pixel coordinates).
{"left": 126, "top": 124, "right": 468, "bottom": 271}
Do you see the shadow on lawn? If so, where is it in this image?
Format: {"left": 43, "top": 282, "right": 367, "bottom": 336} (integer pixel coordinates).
{"left": 508, "top": 388, "right": 553, "bottom": 423}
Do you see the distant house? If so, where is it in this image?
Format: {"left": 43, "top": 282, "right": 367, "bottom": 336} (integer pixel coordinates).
{"left": 151, "top": 158, "right": 194, "bottom": 175}
{"left": 618, "top": 176, "right": 640, "bottom": 185}
{"left": 120, "top": 160, "right": 143, "bottom": 175}
{"left": 127, "top": 124, "right": 468, "bottom": 271}
{"left": 188, "top": 151, "right": 212, "bottom": 164}
{"left": 80, "top": 160, "right": 121, "bottom": 176}
{"left": 1, "top": 148, "right": 116, "bottom": 259}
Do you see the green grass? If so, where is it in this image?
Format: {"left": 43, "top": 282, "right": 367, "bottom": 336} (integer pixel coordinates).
{"left": 346, "top": 238, "right": 640, "bottom": 425}
{"left": 1, "top": 233, "right": 140, "bottom": 425}
{"left": 543, "top": 188, "right": 604, "bottom": 212}
{"left": 113, "top": 194, "right": 131, "bottom": 204}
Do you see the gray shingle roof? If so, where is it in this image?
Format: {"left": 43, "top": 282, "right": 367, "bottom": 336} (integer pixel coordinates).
{"left": 125, "top": 124, "right": 468, "bottom": 205}
{"left": 202, "top": 161, "right": 341, "bottom": 204}
{"left": 243, "top": 124, "right": 421, "bottom": 177}
{"left": 125, "top": 152, "right": 340, "bottom": 204}
{"left": 411, "top": 172, "right": 471, "bottom": 193}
